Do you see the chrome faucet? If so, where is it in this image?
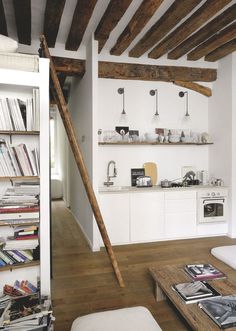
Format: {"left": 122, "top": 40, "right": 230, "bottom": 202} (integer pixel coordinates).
{"left": 104, "top": 160, "right": 117, "bottom": 186}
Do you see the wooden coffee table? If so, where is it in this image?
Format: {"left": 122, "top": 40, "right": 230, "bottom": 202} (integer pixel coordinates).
{"left": 150, "top": 265, "right": 236, "bottom": 331}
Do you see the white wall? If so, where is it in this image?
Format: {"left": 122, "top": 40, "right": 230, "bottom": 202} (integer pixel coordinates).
{"left": 68, "top": 37, "right": 99, "bottom": 250}
{"left": 209, "top": 53, "right": 236, "bottom": 237}
{"left": 97, "top": 79, "right": 210, "bottom": 187}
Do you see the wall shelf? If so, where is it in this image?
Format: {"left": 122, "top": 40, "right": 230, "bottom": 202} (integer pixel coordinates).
{"left": 0, "top": 260, "right": 39, "bottom": 272}
{"left": 0, "top": 176, "right": 39, "bottom": 181}
{"left": 98, "top": 142, "right": 213, "bottom": 146}
{"left": 0, "top": 131, "right": 40, "bottom": 135}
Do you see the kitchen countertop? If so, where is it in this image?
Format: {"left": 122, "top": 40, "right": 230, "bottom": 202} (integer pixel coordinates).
{"left": 98, "top": 185, "right": 228, "bottom": 193}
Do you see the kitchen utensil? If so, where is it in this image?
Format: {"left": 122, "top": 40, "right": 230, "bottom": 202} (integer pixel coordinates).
{"left": 136, "top": 176, "right": 152, "bottom": 187}
{"left": 143, "top": 162, "right": 158, "bottom": 185}
{"left": 161, "top": 179, "right": 172, "bottom": 188}
{"left": 131, "top": 168, "right": 145, "bottom": 186}
{"left": 214, "top": 178, "right": 224, "bottom": 186}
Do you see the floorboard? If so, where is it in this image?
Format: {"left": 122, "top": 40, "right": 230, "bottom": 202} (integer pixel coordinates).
{"left": 51, "top": 200, "right": 236, "bottom": 331}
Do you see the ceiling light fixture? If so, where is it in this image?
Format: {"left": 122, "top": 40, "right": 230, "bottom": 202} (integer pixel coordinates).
{"left": 179, "top": 91, "right": 190, "bottom": 117}
{"left": 150, "top": 89, "right": 159, "bottom": 117}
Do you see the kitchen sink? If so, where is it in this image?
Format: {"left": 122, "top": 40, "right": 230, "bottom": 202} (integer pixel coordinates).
{"left": 99, "top": 186, "right": 129, "bottom": 192}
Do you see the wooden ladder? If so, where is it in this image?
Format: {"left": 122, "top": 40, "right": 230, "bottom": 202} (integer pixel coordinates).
{"left": 40, "top": 35, "right": 125, "bottom": 288}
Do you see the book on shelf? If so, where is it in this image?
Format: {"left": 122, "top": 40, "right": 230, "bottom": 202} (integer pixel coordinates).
{"left": 0, "top": 206, "right": 39, "bottom": 214}
{"left": 0, "top": 90, "right": 39, "bottom": 132}
{"left": 199, "top": 295, "right": 236, "bottom": 329}
{"left": 172, "top": 280, "right": 221, "bottom": 304}
{"left": 185, "top": 263, "right": 226, "bottom": 281}
{"left": 3, "top": 238, "right": 39, "bottom": 251}
{"left": 0, "top": 219, "right": 39, "bottom": 226}
{"left": 0, "top": 139, "right": 39, "bottom": 177}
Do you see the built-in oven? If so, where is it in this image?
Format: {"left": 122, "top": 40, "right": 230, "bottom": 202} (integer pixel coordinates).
{"left": 198, "top": 188, "right": 228, "bottom": 223}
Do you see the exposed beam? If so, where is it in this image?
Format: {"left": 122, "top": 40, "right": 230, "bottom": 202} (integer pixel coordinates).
{"left": 43, "top": 0, "right": 66, "bottom": 48}
{"left": 50, "top": 57, "right": 217, "bottom": 83}
{"left": 173, "top": 81, "right": 212, "bottom": 97}
{"left": 148, "top": 0, "right": 231, "bottom": 59}
{"left": 110, "top": 0, "right": 164, "bottom": 56}
{"left": 65, "top": 0, "right": 97, "bottom": 51}
{"left": 98, "top": 61, "right": 217, "bottom": 82}
{"left": 188, "top": 21, "right": 236, "bottom": 61}
{"left": 205, "top": 38, "right": 236, "bottom": 62}
{"left": 13, "top": 0, "right": 31, "bottom": 45}
{"left": 94, "top": 0, "right": 132, "bottom": 53}
{"left": 0, "top": 0, "right": 7, "bottom": 36}
{"left": 52, "top": 56, "right": 85, "bottom": 76}
{"left": 168, "top": 3, "right": 236, "bottom": 60}
{"left": 129, "top": 0, "right": 201, "bottom": 58}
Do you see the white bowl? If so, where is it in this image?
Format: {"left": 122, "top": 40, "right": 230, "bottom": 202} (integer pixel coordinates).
{"left": 169, "top": 135, "right": 180, "bottom": 143}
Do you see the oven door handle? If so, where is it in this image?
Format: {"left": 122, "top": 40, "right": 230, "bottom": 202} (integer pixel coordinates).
{"left": 202, "top": 198, "right": 225, "bottom": 204}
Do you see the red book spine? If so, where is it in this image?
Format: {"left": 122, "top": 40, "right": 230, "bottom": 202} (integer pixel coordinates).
{"left": 15, "top": 235, "right": 38, "bottom": 240}
{"left": 0, "top": 206, "right": 39, "bottom": 214}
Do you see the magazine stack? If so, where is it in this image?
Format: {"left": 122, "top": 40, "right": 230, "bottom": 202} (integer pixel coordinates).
{"left": 185, "top": 263, "right": 226, "bottom": 281}
{"left": 0, "top": 292, "right": 53, "bottom": 330}
{"left": 173, "top": 280, "right": 221, "bottom": 304}
{"left": 199, "top": 295, "right": 236, "bottom": 329}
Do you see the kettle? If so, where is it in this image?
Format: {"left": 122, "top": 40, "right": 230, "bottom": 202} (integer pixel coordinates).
{"left": 136, "top": 176, "right": 152, "bottom": 187}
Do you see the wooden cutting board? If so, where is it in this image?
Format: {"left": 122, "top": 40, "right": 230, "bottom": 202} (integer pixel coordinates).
{"left": 143, "top": 162, "right": 158, "bottom": 185}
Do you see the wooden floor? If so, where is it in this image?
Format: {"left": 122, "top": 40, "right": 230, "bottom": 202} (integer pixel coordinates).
{"left": 51, "top": 200, "right": 236, "bottom": 331}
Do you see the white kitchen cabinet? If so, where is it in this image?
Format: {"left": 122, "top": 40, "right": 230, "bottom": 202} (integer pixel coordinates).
{"left": 165, "top": 191, "right": 197, "bottom": 239}
{"left": 130, "top": 192, "right": 165, "bottom": 243}
{"left": 99, "top": 193, "right": 130, "bottom": 245}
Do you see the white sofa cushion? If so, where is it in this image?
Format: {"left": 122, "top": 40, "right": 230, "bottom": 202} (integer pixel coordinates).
{"left": 71, "top": 306, "right": 162, "bottom": 331}
{"left": 0, "top": 35, "right": 18, "bottom": 52}
{"left": 211, "top": 245, "right": 236, "bottom": 270}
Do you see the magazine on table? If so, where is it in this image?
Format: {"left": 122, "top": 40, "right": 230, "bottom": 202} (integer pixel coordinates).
{"left": 199, "top": 295, "right": 236, "bottom": 329}
{"left": 185, "top": 263, "right": 226, "bottom": 281}
{"left": 172, "top": 280, "right": 221, "bottom": 304}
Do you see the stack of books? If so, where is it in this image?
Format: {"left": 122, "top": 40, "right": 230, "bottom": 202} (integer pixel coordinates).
{"left": 0, "top": 182, "right": 39, "bottom": 223}
{"left": 0, "top": 293, "right": 53, "bottom": 330}
{"left": 0, "top": 139, "right": 39, "bottom": 177}
{"left": 199, "top": 295, "right": 236, "bottom": 329}
{"left": 0, "top": 248, "right": 35, "bottom": 267}
{"left": 0, "top": 89, "right": 39, "bottom": 131}
{"left": 173, "top": 280, "right": 221, "bottom": 304}
{"left": 3, "top": 280, "right": 38, "bottom": 297}
{"left": 185, "top": 263, "right": 226, "bottom": 281}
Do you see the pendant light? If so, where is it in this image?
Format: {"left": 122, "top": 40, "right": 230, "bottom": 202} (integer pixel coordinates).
{"left": 150, "top": 89, "right": 159, "bottom": 117}
{"left": 179, "top": 91, "right": 190, "bottom": 117}
{"left": 117, "top": 87, "right": 126, "bottom": 115}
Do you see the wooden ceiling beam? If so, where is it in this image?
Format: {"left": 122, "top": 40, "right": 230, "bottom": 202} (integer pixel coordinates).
{"left": 65, "top": 0, "right": 97, "bottom": 51}
{"left": 148, "top": 0, "right": 231, "bottom": 59}
{"left": 173, "top": 81, "right": 212, "bottom": 97}
{"left": 168, "top": 3, "right": 236, "bottom": 60}
{"left": 110, "top": 0, "right": 164, "bottom": 56}
{"left": 205, "top": 38, "right": 236, "bottom": 62}
{"left": 52, "top": 56, "right": 86, "bottom": 76}
{"left": 43, "top": 0, "right": 66, "bottom": 48}
{"left": 0, "top": 0, "right": 8, "bottom": 36}
{"left": 129, "top": 0, "right": 201, "bottom": 58}
{"left": 13, "top": 0, "right": 31, "bottom": 45}
{"left": 94, "top": 0, "right": 132, "bottom": 53}
{"left": 98, "top": 61, "right": 217, "bottom": 82}
{"left": 188, "top": 21, "right": 236, "bottom": 61}
{"left": 50, "top": 56, "right": 217, "bottom": 83}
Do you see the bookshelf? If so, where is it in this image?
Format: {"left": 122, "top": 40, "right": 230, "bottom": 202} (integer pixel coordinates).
{"left": 0, "top": 57, "right": 50, "bottom": 297}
